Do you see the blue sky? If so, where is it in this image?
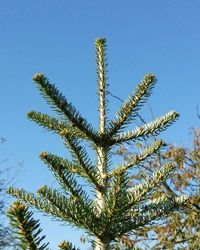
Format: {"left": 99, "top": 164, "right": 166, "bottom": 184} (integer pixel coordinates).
{"left": 1, "top": 1, "right": 200, "bottom": 249}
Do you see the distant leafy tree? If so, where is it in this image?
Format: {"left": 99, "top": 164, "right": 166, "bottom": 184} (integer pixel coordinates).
{"left": 0, "top": 194, "right": 14, "bottom": 249}
{"left": 7, "top": 38, "right": 187, "bottom": 250}
{"left": 0, "top": 138, "right": 17, "bottom": 249}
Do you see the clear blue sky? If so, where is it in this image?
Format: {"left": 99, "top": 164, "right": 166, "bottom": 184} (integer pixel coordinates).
{"left": 1, "top": 1, "right": 200, "bottom": 249}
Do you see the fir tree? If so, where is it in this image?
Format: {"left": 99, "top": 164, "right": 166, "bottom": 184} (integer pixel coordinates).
{"left": 8, "top": 38, "right": 187, "bottom": 250}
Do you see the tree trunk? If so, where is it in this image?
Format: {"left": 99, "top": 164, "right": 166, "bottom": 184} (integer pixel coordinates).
{"left": 95, "top": 147, "right": 110, "bottom": 250}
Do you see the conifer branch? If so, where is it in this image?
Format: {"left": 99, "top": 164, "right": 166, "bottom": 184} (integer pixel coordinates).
{"left": 125, "top": 163, "right": 176, "bottom": 210}
{"left": 27, "top": 111, "right": 87, "bottom": 139}
{"left": 40, "top": 152, "right": 89, "bottom": 199}
{"left": 62, "top": 134, "right": 102, "bottom": 189}
{"left": 7, "top": 187, "right": 72, "bottom": 222}
{"left": 102, "top": 174, "right": 130, "bottom": 238}
{"left": 59, "top": 241, "right": 80, "bottom": 250}
{"left": 112, "top": 111, "right": 179, "bottom": 144}
{"left": 106, "top": 173, "right": 129, "bottom": 217}
{"left": 39, "top": 152, "right": 87, "bottom": 179}
{"left": 32, "top": 74, "right": 98, "bottom": 143}
{"left": 108, "top": 74, "right": 156, "bottom": 136}
{"left": 115, "top": 195, "right": 188, "bottom": 237}
{"left": 7, "top": 201, "right": 50, "bottom": 250}
{"left": 109, "top": 140, "right": 167, "bottom": 177}
{"left": 101, "top": 168, "right": 181, "bottom": 240}
{"left": 8, "top": 186, "right": 100, "bottom": 235}
{"left": 37, "top": 186, "right": 100, "bottom": 235}
{"left": 8, "top": 187, "right": 45, "bottom": 207}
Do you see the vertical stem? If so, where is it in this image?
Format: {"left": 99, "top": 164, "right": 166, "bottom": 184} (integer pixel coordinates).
{"left": 96, "top": 38, "right": 108, "bottom": 132}
{"left": 95, "top": 38, "right": 110, "bottom": 249}
{"left": 96, "top": 143, "right": 109, "bottom": 250}
{"left": 97, "top": 147, "right": 108, "bottom": 210}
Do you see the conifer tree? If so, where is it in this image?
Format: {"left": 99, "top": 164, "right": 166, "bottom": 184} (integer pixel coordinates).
{"left": 8, "top": 38, "right": 187, "bottom": 250}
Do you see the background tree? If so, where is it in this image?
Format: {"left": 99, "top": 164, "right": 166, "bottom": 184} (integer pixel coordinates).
{"left": 7, "top": 38, "right": 187, "bottom": 250}
{"left": 0, "top": 138, "right": 18, "bottom": 249}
